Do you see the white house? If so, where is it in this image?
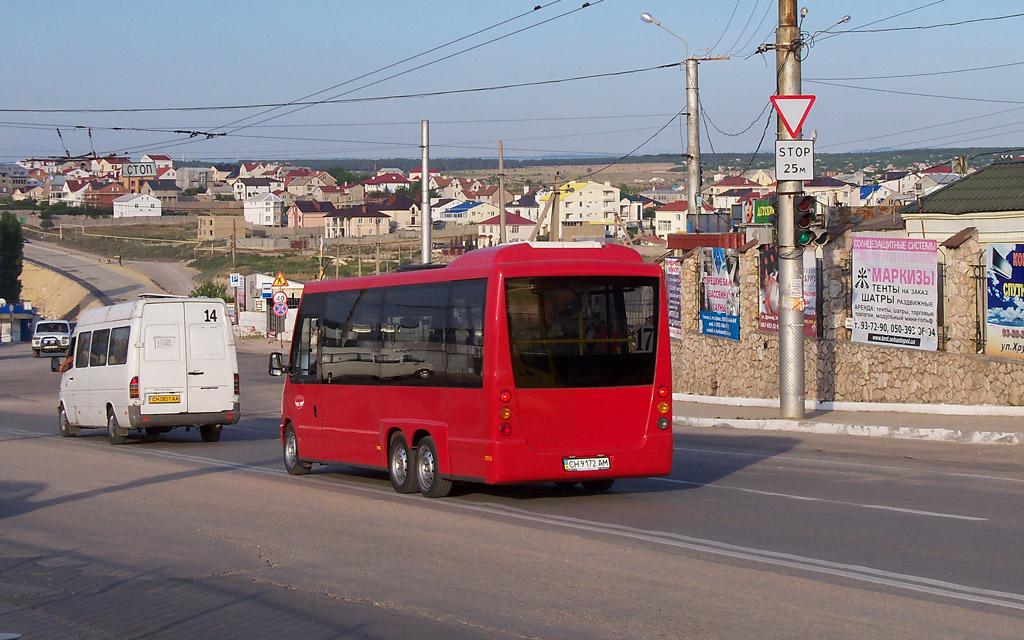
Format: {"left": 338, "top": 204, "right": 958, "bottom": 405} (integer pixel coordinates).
{"left": 234, "top": 177, "right": 283, "bottom": 201}
{"left": 477, "top": 212, "right": 535, "bottom": 247}
{"left": 538, "top": 180, "right": 621, "bottom": 233}
{"left": 141, "top": 154, "right": 174, "bottom": 171}
{"left": 113, "top": 193, "right": 162, "bottom": 218}
{"left": 52, "top": 179, "right": 90, "bottom": 207}
{"left": 362, "top": 172, "right": 410, "bottom": 194}
{"left": 243, "top": 192, "right": 284, "bottom": 226}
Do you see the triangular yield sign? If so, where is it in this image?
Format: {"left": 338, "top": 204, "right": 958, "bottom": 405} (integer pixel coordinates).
{"left": 770, "top": 94, "right": 816, "bottom": 138}
{"left": 272, "top": 271, "right": 288, "bottom": 287}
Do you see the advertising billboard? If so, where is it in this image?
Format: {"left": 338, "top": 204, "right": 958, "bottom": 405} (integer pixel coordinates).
{"left": 986, "top": 243, "right": 1024, "bottom": 359}
{"left": 664, "top": 257, "right": 683, "bottom": 340}
{"left": 758, "top": 245, "right": 817, "bottom": 336}
{"left": 851, "top": 236, "right": 938, "bottom": 351}
{"left": 698, "top": 248, "right": 740, "bottom": 341}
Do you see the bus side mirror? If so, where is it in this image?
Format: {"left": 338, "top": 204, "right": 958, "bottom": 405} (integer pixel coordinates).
{"left": 269, "top": 352, "right": 287, "bottom": 377}
{"left": 51, "top": 357, "right": 63, "bottom": 373}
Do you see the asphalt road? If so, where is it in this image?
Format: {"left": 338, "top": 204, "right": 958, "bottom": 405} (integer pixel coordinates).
{"left": 2, "top": 341, "right": 1024, "bottom": 639}
{"left": 24, "top": 242, "right": 153, "bottom": 304}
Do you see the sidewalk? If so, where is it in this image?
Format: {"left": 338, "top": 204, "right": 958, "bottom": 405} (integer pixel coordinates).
{"left": 673, "top": 400, "right": 1024, "bottom": 445}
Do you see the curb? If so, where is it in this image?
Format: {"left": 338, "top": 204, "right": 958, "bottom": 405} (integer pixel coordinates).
{"left": 674, "top": 416, "right": 1022, "bottom": 446}
{"left": 673, "top": 393, "right": 1024, "bottom": 418}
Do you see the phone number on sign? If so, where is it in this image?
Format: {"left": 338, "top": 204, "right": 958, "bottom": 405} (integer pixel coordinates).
{"left": 857, "top": 321, "right": 936, "bottom": 337}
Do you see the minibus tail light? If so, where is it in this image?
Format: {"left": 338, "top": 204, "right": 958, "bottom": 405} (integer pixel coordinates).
{"left": 657, "top": 401, "right": 670, "bottom": 415}
{"left": 233, "top": 373, "right": 240, "bottom": 396}
{"left": 499, "top": 389, "right": 512, "bottom": 403}
{"left": 499, "top": 423, "right": 513, "bottom": 437}
{"left": 498, "top": 406, "right": 513, "bottom": 421}
{"left": 129, "top": 376, "right": 139, "bottom": 400}
{"left": 657, "top": 385, "right": 670, "bottom": 399}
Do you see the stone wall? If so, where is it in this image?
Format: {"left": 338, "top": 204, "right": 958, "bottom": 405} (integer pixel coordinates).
{"left": 670, "top": 228, "right": 1024, "bottom": 405}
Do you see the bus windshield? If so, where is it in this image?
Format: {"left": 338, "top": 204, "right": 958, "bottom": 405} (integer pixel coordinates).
{"left": 505, "top": 276, "right": 658, "bottom": 388}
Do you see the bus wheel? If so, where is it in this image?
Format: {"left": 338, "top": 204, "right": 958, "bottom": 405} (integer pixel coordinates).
{"left": 388, "top": 433, "right": 419, "bottom": 493}
{"left": 200, "top": 425, "right": 222, "bottom": 443}
{"left": 107, "top": 411, "right": 127, "bottom": 445}
{"left": 416, "top": 436, "right": 452, "bottom": 498}
{"left": 58, "top": 406, "right": 78, "bottom": 437}
{"left": 284, "top": 427, "right": 312, "bottom": 476}
{"left": 582, "top": 479, "right": 615, "bottom": 492}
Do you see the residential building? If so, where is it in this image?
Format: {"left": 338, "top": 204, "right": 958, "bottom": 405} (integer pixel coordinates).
{"left": 324, "top": 203, "right": 392, "bottom": 239}
{"left": 408, "top": 168, "right": 441, "bottom": 182}
{"left": 801, "top": 176, "right": 856, "bottom": 207}
{"left": 113, "top": 193, "right": 162, "bottom": 218}
{"left": 287, "top": 200, "right": 336, "bottom": 229}
{"left": 742, "top": 168, "right": 776, "bottom": 187}
{"left": 84, "top": 181, "right": 129, "bottom": 208}
{"left": 243, "top": 193, "right": 284, "bottom": 227}
{"left": 362, "top": 171, "right": 410, "bottom": 194}
{"left": 637, "top": 185, "right": 686, "bottom": 204}
{"left": 12, "top": 184, "right": 47, "bottom": 202}
{"left": 176, "top": 166, "right": 214, "bottom": 191}
{"left": 377, "top": 194, "right": 419, "bottom": 230}
{"left": 436, "top": 200, "right": 498, "bottom": 224}
{"left": 140, "top": 179, "right": 181, "bottom": 206}
{"left": 0, "top": 163, "right": 30, "bottom": 200}
{"left": 900, "top": 159, "right": 1024, "bottom": 243}
{"left": 234, "top": 177, "right": 284, "bottom": 201}
{"left": 706, "top": 175, "right": 761, "bottom": 200}
{"left": 53, "top": 179, "right": 90, "bottom": 207}
{"left": 508, "top": 193, "right": 540, "bottom": 221}
{"left": 197, "top": 214, "right": 243, "bottom": 240}
{"left": 313, "top": 182, "right": 364, "bottom": 206}
{"left": 653, "top": 200, "right": 715, "bottom": 239}
{"left": 539, "top": 181, "right": 621, "bottom": 233}
{"left": 477, "top": 212, "right": 535, "bottom": 246}
{"left": 140, "top": 154, "right": 174, "bottom": 170}
{"left": 91, "top": 156, "right": 129, "bottom": 177}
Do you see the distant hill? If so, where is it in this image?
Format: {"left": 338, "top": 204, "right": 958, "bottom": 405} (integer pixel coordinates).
{"left": 175, "top": 147, "right": 1016, "bottom": 176}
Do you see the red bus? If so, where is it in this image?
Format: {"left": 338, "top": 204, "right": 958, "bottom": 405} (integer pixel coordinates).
{"left": 269, "top": 242, "right": 673, "bottom": 497}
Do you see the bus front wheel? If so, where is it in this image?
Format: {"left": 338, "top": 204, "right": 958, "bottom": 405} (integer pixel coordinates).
{"left": 284, "top": 427, "right": 312, "bottom": 476}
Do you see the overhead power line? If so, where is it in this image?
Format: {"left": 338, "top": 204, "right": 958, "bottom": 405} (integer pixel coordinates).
{"left": 819, "top": 105, "right": 1024, "bottom": 149}
{"left": 813, "top": 0, "right": 945, "bottom": 43}
{"left": 698, "top": 98, "right": 771, "bottom": 137}
{"left": 708, "top": 0, "right": 742, "bottom": 54}
{"left": 806, "top": 59, "right": 1024, "bottom": 81}
{"left": 828, "top": 11, "right": 1024, "bottom": 35}
{"left": 805, "top": 80, "right": 1024, "bottom": 106}
{"left": 572, "top": 109, "right": 686, "bottom": 181}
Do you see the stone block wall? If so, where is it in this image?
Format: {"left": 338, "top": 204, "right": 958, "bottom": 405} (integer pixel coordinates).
{"left": 670, "top": 228, "right": 1024, "bottom": 405}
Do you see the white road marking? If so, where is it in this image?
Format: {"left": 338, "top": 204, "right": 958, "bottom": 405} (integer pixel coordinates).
{"left": 3, "top": 426, "right": 1023, "bottom": 612}
{"left": 651, "top": 477, "right": 987, "bottom": 521}
{"left": 676, "top": 446, "right": 1024, "bottom": 485}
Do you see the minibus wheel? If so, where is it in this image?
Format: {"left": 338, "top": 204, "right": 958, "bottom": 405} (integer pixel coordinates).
{"left": 107, "top": 411, "right": 127, "bottom": 445}
{"left": 388, "top": 433, "right": 419, "bottom": 493}
{"left": 416, "top": 436, "right": 452, "bottom": 498}
{"left": 58, "top": 405, "right": 77, "bottom": 437}
{"left": 283, "top": 427, "right": 312, "bottom": 476}
{"left": 200, "top": 425, "right": 222, "bottom": 443}
{"left": 582, "top": 479, "right": 615, "bottom": 492}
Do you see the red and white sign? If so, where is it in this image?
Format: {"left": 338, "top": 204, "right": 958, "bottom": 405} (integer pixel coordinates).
{"left": 770, "top": 94, "right": 816, "bottom": 138}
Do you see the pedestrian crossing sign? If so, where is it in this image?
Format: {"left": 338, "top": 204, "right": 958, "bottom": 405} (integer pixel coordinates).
{"left": 272, "top": 271, "right": 288, "bottom": 287}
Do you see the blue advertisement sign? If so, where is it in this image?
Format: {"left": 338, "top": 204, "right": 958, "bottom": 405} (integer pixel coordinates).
{"left": 986, "top": 243, "right": 1024, "bottom": 359}
{"left": 698, "top": 247, "right": 741, "bottom": 341}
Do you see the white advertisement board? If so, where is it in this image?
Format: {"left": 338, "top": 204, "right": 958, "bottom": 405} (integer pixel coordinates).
{"left": 851, "top": 236, "right": 938, "bottom": 351}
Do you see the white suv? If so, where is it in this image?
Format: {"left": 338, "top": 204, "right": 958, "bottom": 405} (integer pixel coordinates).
{"left": 33, "top": 320, "right": 71, "bottom": 358}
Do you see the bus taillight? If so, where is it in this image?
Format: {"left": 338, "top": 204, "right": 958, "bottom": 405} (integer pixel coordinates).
{"left": 499, "top": 423, "right": 513, "bottom": 437}
{"left": 234, "top": 373, "right": 240, "bottom": 396}
{"left": 657, "top": 385, "right": 670, "bottom": 399}
{"left": 499, "top": 389, "right": 512, "bottom": 403}
{"left": 129, "top": 376, "right": 139, "bottom": 400}
{"left": 499, "top": 406, "right": 513, "bottom": 421}
{"left": 657, "top": 401, "right": 670, "bottom": 415}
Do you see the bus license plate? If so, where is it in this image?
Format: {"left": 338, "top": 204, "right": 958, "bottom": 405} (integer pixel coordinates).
{"left": 563, "top": 457, "right": 610, "bottom": 472}
{"left": 148, "top": 394, "right": 181, "bottom": 404}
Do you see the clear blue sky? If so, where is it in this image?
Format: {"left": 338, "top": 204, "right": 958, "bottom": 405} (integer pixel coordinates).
{"left": 2, "top": 0, "right": 1021, "bottom": 161}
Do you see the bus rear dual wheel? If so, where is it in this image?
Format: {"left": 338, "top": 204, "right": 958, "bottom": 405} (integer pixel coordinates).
{"left": 388, "top": 433, "right": 452, "bottom": 498}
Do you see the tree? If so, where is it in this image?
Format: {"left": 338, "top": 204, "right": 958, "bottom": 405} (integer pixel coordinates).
{"left": 190, "top": 280, "right": 232, "bottom": 302}
{"left": 325, "top": 167, "right": 368, "bottom": 184}
{"left": 0, "top": 212, "right": 24, "bottom": 302}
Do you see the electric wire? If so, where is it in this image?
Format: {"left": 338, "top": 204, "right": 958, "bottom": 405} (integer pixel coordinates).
{"left": 805, "top": 80, "right": 1024, "bottom": 106}
{"left": 698, "top": 97, "right": 771, "bottom": 137}
{"left": 708, "top": 0, "right": 742, "bottom": 55}
{"left": 826, "top": 11, "right": 1024, "bottom": 35}
{"left": 571, "top": 109, "right": 686, "bottom": 181}
{"left": 813, "top": 0, "right": 945, "bottom": 43}
{"left": 806, "top": 59, "right": 1024, "bottom": 81}
{"left": 732, "top": 0, "right": 774, "bottom": 56}
{"left": 818, "top": 105, "right": 1024, "bottom": 150}
{"left": 724, "top": 0, "right": 762, "bottom": 56}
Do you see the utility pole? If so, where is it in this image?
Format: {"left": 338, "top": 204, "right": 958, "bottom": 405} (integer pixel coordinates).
{"left": 230, "top": 217, "right": 237, "bottom": 268}
{"left": 776, "top": 0, "right": 805, "bottom": 419}
{"left": 375, "top": 241, "right": 380, "bottom": 275}
{"left": 420, "top": 119, "right": 432, "bottom": 264}
{"left": 550, "top": 174, "right": 561, "bottom": 242}
{"left": 358, "top": 242, "right": 363, "bottom": 277}
{"left": 498, "top": 140, "right": 507, "bottom": 244}
{"left": 685, "top": 58, "right": 700, "bottom": 234}
{"left": 335, "top": 241, "right": 340, "bottom": 279}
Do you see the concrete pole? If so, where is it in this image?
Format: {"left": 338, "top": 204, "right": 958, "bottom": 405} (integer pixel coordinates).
{"left": 498, "top": 140, "right": 506, "bottom": 244}
{"left": 686, "top": 58, "right": 700, "bottom": 233}
{"left": 420, "top": 120, "right": 431, "bottom": 264}
{"left": 776, "top": 0, "right": 805, "bottom": 419}
{"left": 550, "top": 186, "right": 561, "bottom": 242}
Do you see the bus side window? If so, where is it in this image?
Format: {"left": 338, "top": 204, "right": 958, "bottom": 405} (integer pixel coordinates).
{"left": 381, "top": 283, "right": 447, "bottom": 386}
{"left": 290, "top": 316, "right": 320, "bottom": 383}
{"left": 75, "top": 332, "right": 92, "bottom": 369}
{"left": 447, "top": 279, "right": 487, "bottom": 388}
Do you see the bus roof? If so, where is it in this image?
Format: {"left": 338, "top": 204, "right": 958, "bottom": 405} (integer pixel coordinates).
{"left": 304, "top": 242, "right": 651, "bottom": 295}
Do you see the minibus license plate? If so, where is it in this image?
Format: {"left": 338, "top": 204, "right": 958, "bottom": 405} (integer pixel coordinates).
{"left": 563, "top": 456, "right": 610, "bottom": 472}
{"left": 149, "top": 394, "right": 181, "bottom": 404}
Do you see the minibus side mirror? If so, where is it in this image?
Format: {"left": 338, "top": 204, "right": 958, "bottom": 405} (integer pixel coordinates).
{"left": 50, "top": 357, "right": 63, "bottom": 373}
{"left": 268, "top": 352, "right": 287, "bottom": 377}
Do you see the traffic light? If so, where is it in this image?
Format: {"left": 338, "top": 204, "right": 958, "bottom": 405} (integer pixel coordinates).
{"left": 795, "top": 195, "right": 828, "bottom": 246}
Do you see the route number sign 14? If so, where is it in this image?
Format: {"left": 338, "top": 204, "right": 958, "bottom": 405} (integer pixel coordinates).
{"left": 775, "top": 140, "right": 814, "bottom": 181}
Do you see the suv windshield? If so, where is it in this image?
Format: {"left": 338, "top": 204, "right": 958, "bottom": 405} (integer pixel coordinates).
{"left": 505, "top": 276, "right": 658, "bottom": 388}
{"left": 36, "top": 322, "right": 69, "bottom": 334}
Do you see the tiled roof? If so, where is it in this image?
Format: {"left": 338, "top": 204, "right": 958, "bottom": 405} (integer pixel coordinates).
{"left": 378, "top": 194, "right": 417, "bottom": 210}
{"left": 803, "top": 176, "right": 852, "bottom": 188}
{"left": 144, "top": 154, "right": 172, "bottom": 161}
{"left": 292, "top": 200, "right": 337, "bottom": 214}
{"left": 901, "top": 159, "right": 1024, "bottom": 215}
{"left": 710, "top": 175, "right": 759, "bottom": 188}
{"left": 478, "top": 212, "right": 535, "bottom": 226}
{"left": 238, "top": 177, "right": 281, "bottom": 186}
{"left": 363, "top": 172, "right": 409, "bottom": 185}
{"left": 142, "top": 180, "right": 180, "bottom": 192}
{"left": 330, "top": 203, "right": 390, "bottom": 219}
{"left": 656, "top": 200, "right": 714, "bottom": 212}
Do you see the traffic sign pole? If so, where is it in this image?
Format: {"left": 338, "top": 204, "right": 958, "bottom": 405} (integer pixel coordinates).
{"left": 775, "top": 0, "right": 807, "bottom": 420}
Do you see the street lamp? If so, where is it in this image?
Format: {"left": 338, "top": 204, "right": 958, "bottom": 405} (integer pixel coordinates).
{"left": 640, "top": 12, "right": 689, "bottom": 59}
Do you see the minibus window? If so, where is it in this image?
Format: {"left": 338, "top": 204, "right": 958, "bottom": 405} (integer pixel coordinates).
{"left": 381, "top": 283, "right": 447, "bottom": 386}
{"left": 505, "top": 277, "right": 658, "bottom": 388}
{"left": 107, "top": 327, "right": 131, "bottom": 366}
{"left": 447, "top": 279, "right": 487, "bottom": 388}
{"left": 75, "top": 332, "right": 92, "bottom": 369}
{"left": 90, "top": 329, "right": 110, "bottom": 367}
{"left": 290, "top": 316, "right": 320, "bottom": 382}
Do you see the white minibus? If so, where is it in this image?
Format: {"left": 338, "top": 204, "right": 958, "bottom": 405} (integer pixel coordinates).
{"left": 53, "top": 295, "right": 240, "bottom": 444}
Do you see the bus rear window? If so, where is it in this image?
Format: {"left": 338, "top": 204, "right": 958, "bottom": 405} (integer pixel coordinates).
{"left": 505, "top": 276, "right": 658, "bottom": 388}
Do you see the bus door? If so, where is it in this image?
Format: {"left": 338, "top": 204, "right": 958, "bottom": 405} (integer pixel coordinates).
{"left": 141, "top": 303, "right": 189, "bottom": 418}
{"left": 184, "top": 301, "right": 233, "bottom": 414}
{"left": 288, "top": 314, "right": 323, "bottom": 459}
